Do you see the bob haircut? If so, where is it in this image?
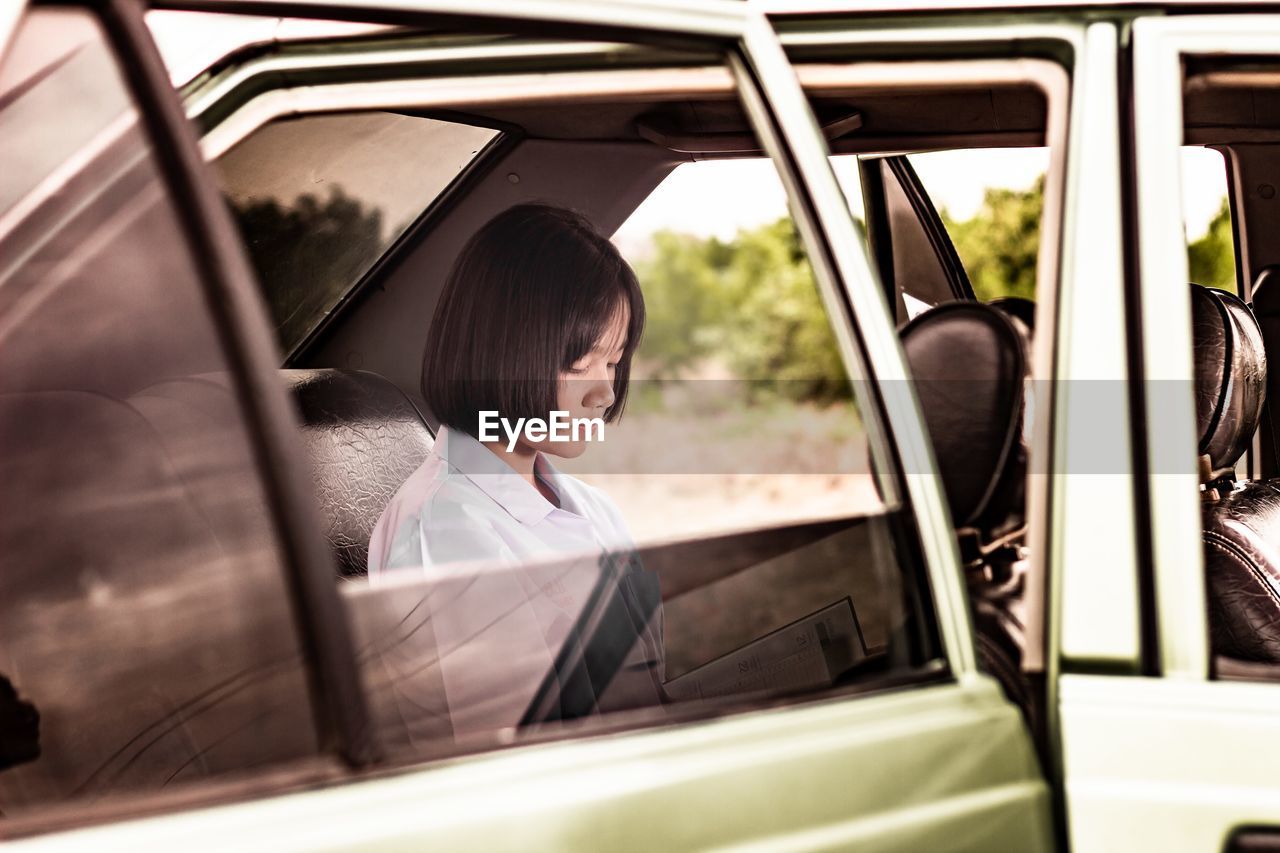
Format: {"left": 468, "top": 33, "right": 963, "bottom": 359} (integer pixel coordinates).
{"left": 422, "top": 203, "right": 645, "bottom": 439}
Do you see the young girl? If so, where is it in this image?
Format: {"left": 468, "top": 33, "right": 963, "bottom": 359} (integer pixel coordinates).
{"left": 367, "top": 204, "right": 662, "bottom": 734}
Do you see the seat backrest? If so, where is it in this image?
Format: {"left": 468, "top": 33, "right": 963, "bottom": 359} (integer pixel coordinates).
{"left": 282, "top": 369, "right": 435, "bottom": 577}
{"left": 900, "top": 301, "right": 1030, "bottom": 541}
{"left": 900, "top": 300, "right": 1033, "bottom": 719}
{"left": 1191, "top": 285, "right": 1280, "bottom": 663}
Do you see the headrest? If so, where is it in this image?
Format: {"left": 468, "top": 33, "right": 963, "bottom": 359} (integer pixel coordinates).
{"left": 988, "top": 296, "right": 1036, "bottom": 334}
{"left": 282, "top": 369, "right": 434, "bottom": 576}
{"left": 900, "top": 302, "right": 1029, "bottom": 533}
{"left": 1191, "top": 284, "right": 1266, "bottom": 476}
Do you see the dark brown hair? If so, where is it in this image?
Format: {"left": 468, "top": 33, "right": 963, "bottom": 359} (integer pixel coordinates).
{"left": 421, "top": 204, "right": 645, "bottom": 438}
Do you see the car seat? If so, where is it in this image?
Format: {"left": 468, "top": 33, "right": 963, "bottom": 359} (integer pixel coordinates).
{"left": 899, "top": 301, "right": 1033, "bottom": 715}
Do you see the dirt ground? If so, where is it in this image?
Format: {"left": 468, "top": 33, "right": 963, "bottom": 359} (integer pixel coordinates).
{"left": 555, "top": 400, "right": 883, "bottom": 543}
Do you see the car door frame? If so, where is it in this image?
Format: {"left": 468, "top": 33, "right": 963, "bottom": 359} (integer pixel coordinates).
{"left": 777, "top": 0, "right": 1141, "bottom": 824}
{"left": 859, "top": 153, "right": 977, "bottom": 321}
{"left": 148, "top": 0, "right": 987, "bottom": 692}
{"left": 10, "top": 1, "right": 1051, "bottom": 847}
{"left": 1051, "top": 12, "right": 1280, "bottom": 853}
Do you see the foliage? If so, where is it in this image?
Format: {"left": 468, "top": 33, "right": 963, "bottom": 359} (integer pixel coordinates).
{"left": 631, "top": 217, "right": 849, "bottom": 404}
{"left": 1188, "top": 198, "right": 1237, "bottom": 293}
{"left": 940, "top": 176, "right": 1237, "bottom": 299}
{"left": 230, "top": 187, "right": 384, "bottom": 352}
{"left": 941, "top": 175, "right": 1043, "bottom": 303}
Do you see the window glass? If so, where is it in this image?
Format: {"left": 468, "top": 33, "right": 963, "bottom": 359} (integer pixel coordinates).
{"left": 1181, "top": 146, "right": 1235, "bottom": 292}
{"left": 211, "top": 112, "right": 500, "bottom": 355}
{"left": 909, "top": 147, "right": 1049, "bottom": 303}
{"left": 0, "top": 8, "right": 317, "bottom": 815}
{"left": 598, "top": 158, "right": 879, "bottom": 541}
{"left": 298, "top": 63, "right": 939, "bottom": 756}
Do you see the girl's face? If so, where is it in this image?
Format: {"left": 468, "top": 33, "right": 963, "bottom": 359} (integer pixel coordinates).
{"left": 542, "top": 304, "right": 628, "bottom": 459}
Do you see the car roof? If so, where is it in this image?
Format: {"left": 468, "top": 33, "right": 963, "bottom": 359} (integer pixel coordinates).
{"left": 155, "top": 0, "right": 1280, "bottom": 16}
{"left": 759, "top": 0, "right": 1280, "bottom": 13}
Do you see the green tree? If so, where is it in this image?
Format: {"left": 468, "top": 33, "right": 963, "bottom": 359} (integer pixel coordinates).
{"left": 230, "top": 187, "right": 384, "bottom": 351}
{"left": 632, "top": 218, "right": 848, "bottom": 403}
{"left": 1188, "top": 198, "right": 1237, "bottom": 293}
{"left": 630, "top": 231, "right": 733, "bottom": 379}
{"left": 942, "top": 176, "right": 1043, "bottom": 302}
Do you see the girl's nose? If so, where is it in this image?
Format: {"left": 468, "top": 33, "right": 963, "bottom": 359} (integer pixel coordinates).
{"left": 583, "top": 367, "right": 615, "bottom": 410}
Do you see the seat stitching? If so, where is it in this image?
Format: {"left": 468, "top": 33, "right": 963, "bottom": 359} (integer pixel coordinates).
{"left": 1203, "top": 530, "right": 1280, "bottom": 610}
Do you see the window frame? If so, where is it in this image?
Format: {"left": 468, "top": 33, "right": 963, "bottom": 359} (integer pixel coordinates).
{"left": 778, "top": 14, "right": 1084, "bottom": 699}
{"left": 1130, "top": 13, "right": 1280, "bottom": 680}
{"left": 133, "top": 0, "right": 976, "bottom": 759}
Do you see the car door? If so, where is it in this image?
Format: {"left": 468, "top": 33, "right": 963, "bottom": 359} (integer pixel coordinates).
{"left": 1055, "top": 11, "right": 1280, "bottom": 853}
{"left": 4, "top": 2, "right": 1051, "bottom": 849}
{"left": 0, "top": 0, "right": 372, "bottom": 837}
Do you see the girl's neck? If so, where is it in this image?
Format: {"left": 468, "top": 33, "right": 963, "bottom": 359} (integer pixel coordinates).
{"left": 480, "top": 441, "right": 559, "bottom": 506}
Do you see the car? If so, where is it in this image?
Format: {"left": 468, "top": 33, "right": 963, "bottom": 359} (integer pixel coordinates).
{"left": 3, "top": 0, "right": 1280, "bottom": 850}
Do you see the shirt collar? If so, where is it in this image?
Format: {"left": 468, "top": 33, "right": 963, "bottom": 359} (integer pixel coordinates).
{"left": 436, "top": 426, "right": 578, "bottom": 526}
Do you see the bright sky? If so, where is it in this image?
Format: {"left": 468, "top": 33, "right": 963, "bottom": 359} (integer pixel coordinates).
{"left": 615, "top": 146, "right": 1230, "bottom": 256}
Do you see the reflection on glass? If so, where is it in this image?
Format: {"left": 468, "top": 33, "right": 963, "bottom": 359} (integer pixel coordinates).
{"left": 213, "top": 112, "right": 500, "bottom": 353}
{"left": 0, "top": 9, "right": 316, "bottom": 815}
{"left": 349, "top": 510, "right": 902, "bottom": 752}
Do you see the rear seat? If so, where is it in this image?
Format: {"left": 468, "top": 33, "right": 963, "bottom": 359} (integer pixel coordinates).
{"left": 131, "top": 369, "right": 434, "bottom": 578}
{"left": 281, "top": 369, "right": 435, "bottom": 577}
{"left": 898, "top": 300, "right": 1033, "bottom": 717}
{"left": 1191, "top": 285, "right": 1280, "bottom": 664}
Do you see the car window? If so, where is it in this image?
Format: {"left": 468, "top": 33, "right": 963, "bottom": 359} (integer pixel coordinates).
{"left": 352, "top": 111, "right": 932, "bottom": 758}
{"left": 0, "top": 7, "right": 318, "bottom": 818}
{"left": 909, "top": 148, "right": 1048, "bottom": 304}
{"left": 180, "top": 31, "right": 946, "bottom": 760}
{"left": 211, "top": 111, "right": 501, "bottom": 356}
{"left": 1181, "top": 145, "right": 1234, "bottom": 293}
{"left": 855, "top": 144, "right": 1230, "bottom": 309}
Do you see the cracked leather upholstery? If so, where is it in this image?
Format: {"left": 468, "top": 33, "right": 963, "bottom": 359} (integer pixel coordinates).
{"left": 283, "top": 369, "right": 434, "bottom": 577}
{"left": 1192, "top": 284, "right": 1280, "bottom": 663}
{"left": 1204, "top": 481, "right": 1280, "bottom": 662}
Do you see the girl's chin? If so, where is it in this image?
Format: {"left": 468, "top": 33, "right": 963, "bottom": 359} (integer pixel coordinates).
{"left": 541, "top": 441, "right": 588, "bottom": 460}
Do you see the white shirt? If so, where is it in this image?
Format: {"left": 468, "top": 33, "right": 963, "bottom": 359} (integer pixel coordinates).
{"left": 369, "top": 426, "right": 635, "bottom": 574}
{"left": 367, "top": 426, "right": 663, "bottom": 736}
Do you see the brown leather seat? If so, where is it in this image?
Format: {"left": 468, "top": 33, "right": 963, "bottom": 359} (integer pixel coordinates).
{"left": 899, "top": 301, "right": 1032, "bottom": 714}
{"left": 1191, "top": 285, "right": 1280, "bottom": 664}
{"left": 282, "top": 369, "right": 435, "bottom": 577}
